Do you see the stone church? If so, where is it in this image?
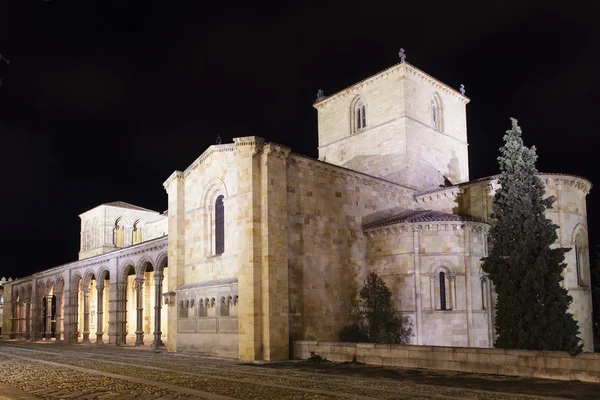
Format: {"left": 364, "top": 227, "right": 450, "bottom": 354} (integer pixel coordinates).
{"left": 2, "top": 61, "right": 594, "bottom": 359}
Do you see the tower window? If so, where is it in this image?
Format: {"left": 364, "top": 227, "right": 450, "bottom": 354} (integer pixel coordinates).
{"left": 439, "top": 271, "right": 447, "bottom": 310}
{"left": 215, "top": 195, "right": 225, "bottom": 255}
{"left": 352, "top": 98, "right": 367, "bottom": 133}
{"left": 431, "top": 93, "right": 443, "bottom": 131}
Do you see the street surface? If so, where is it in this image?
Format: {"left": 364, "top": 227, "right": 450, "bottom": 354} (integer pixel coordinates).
{"left": 0, "top": 341, "right": 598, "bottom": 399}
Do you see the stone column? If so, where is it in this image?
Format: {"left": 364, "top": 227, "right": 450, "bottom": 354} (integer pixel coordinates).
{"left": 115, "top": 282, "right": 126, "bottom": 345}
{"left": 152, "top": 274, "right": 164, "bottom": 348}
{"left": 412, "top": 227, "right": 423, "bottom": 345}
{"left": 429, "top": 276, "right": 435, "bottom": 310}
{"left": 30, "top": 289, "right": 39, "bottom": 341}
{"left": 96, "top": 283, "right": 104, "bottom": 343}
{"left": 45, "top": 296, "right": 53, "bottom": 340}
{"left": 55, "top": 293, "right": 62, "bottom": 341}
{"left": 69, "top": 289, "right": 79, "bottom": 343}
{"left": 450, "top": 276, "right": 457, "bottom": 311}
{"left": 82, "top": 288, "right": 90, "bottom": 343}
{"left": 135, "top": 278, "right": 144, "bottom": 346}
{"left": 25, "top": 299, "right": 31, "bottom": 340}
{"left": 108, "top": 281, "right": 120, "bottom": 345}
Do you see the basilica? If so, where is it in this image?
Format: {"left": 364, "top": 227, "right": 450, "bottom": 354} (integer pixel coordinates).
{"left": 2, "top": 61, "right": 594, "bottom": 359}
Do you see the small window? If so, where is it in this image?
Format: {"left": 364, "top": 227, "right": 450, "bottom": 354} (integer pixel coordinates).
{"left": 431, "top": 93, "right": 443, "bottom": 131}
{"left": 114, "top": 222, "right": 125, "bottom": 248}
{"left": 575, "top": 245, "right": 587, "bottom": 287}
{"left": 215, "top": 195, "right": 225, "bottom": 255}
{"left": 178, "top": 300, "right": 188, "bottom": 318}
{"left": 132, "top": 221, "right": 143, "bottom": 245}
{"left": 220, "top": 296, "right": 229, "bottom": 317}
{"left": 355, "top": 100, "right": 367, "bottom": 131}
{"left": 439, "top": 271, "right": 447, "bottom": 310}
{"left": 351, "top": 97, "right": 367, "bottom": 134}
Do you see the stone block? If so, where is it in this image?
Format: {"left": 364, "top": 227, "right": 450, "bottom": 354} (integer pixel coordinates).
{"left": 570, "top": 369, "right": 600, "bottom": 383}
{"left": 363, "top": 356, "right": 383, "bottom": 365}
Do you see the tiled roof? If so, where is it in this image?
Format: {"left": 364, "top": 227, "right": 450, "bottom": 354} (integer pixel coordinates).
{"left": 363, "top": 210, "right": 486, "bottom": 229}
{"left": 102, "top": 201, "right": 159, "bottom": 213}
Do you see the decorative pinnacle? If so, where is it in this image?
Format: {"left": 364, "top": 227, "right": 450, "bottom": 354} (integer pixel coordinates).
{"left": 399, "top": 48, "right": 406, "bottom": 62}
{"left": 316, "top": 89, "right": 325, "bottom": 100}
{"left": 459, "top": 84, "right": 465, "bottom": 95}
{"left": 216, "top": 134, "right": 222, "bottom": 145}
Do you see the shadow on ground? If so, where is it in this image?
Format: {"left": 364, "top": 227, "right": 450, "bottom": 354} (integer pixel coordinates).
{"left": 248, "top": 360, "right": 600, "bottom": 400}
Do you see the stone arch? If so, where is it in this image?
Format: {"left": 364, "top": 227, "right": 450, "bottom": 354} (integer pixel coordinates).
{"left": 349, "top": 95, "right": 368, "bottom": 134}
{"left": 91, "top": 218, "right": 99, "bottom": 248}
{"left": 155, "top": 252, "right": 168, "bottom": 277}
{"left": 114, "top": 216, "right": 133, "bottom": 248}
{"left": 97, "top": 267, "right": 110, "bottom": 282}
{"left": 83, "top": 219, "right": 91, "bottom": 251}
{"left": 572, "top": 224, "right": 589, "bottom": 287}
{"left": 119, "top": 260, "right": 137, "bottom": 281}
{"left": 82, "top": 269, "right": 97, "bottom": 288}
{"left": 132, "top": 219, "right": 146, "bottom": 245}
{"left": 338, "top": 144, "right": 347, "bottom": 163}
{"left": 431, "top": 92, "right": 443, "bottom": 131}
{"left": 202, "top": 178, "right": 229, "bottom": 210}
{"left": 71, "top": 271, "right": 83, "bottom": 287}
{"left": 45, "top": 278, "right": 55, "bottom": 295}
{"left": 428, "top": 260, "right": 456, "bottom": 311}
{"left": 136, "top": 256, "right": 154, "bottom": 278}
{"left": 428, "top": 260, "right": 456, "bottom": 276}
{"left": 202, "top": 178, "right": 228, "bottom": 257}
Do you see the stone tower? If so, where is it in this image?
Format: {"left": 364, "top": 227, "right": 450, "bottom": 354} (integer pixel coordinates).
{"left": 314, "top": 62, "right": 470, "bottom": 191}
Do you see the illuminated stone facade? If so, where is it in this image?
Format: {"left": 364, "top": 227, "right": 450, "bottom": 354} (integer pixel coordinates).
{"left": 2, "top": 62, "right": 593, "bottom": 356}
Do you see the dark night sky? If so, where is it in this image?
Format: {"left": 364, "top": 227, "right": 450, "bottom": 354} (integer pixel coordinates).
{"left": 1, "top": 1, "right": 598, "bottom": 279}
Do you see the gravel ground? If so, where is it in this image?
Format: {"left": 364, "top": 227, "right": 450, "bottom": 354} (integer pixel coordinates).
{"left": 1, "top": 341, "right": 597, "bottom": 400}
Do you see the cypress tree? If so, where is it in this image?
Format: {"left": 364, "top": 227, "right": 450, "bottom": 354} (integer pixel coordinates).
{"left": 481, "top": 118, "right": 582, "bottom": 353}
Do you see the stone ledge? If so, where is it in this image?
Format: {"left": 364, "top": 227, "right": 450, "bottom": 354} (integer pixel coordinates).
{"left": 293, "top": 341, "right": 600, "bottom": 383}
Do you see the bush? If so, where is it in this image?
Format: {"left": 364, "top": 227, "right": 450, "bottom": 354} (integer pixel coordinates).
{"left": 339, "top": 272, "right": 413, "bottom": 345}
{"left": 339, "top": 323, "right": 367, "bottom": 343}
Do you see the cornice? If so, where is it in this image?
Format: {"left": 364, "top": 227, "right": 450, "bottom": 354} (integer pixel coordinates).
{"left": 263, "top": 142, "right": 291, "bottom": 160}
{"left": 365, "top": 221, "right": 489, "bottom": 239}
{"left": 414, "top": 173, "right": 592, "bottom": 204}
{"left": 115, "top": 239, "right": 168, "bottom": 259}
{"left": 313, "top": 62, "right": 469, "bottom": 109}
{"left": 163, "top": 170, "right": 184, "bottom": 190}
{"left": 183, "top": 144, "right": 235, "bottom": 177}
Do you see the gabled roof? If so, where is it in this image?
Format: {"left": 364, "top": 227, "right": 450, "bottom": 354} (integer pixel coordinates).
{"left": 363, "top": 210, "right": 486, "bottom": 230}
{"left": 102, "top": 201, "right": 159, "bottom": 213}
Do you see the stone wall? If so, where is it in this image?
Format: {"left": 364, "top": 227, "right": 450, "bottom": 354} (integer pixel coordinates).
{"left": 365, "top": 218, "right": 491, "bottom": 348}
{"left": 78, "top": 204, "right": 164, "bottom": 260}
{"left": 315, "top": 62, "right": 470, "bottom": 190}
{"left": 415, "top": 173, "right": 594, "bottom": 351}
{"left": 286, "top": 154, "right": 416, "bottom": 344}
{"left": 294, "top": 341, "right": 600, "bottom": 383}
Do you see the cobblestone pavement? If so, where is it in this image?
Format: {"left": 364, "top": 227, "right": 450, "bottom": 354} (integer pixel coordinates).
{"left": 0, "top": 341, "right": 598, "bottom": 400}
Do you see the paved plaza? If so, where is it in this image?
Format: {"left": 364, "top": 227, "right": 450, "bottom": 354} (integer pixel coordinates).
{"left": 0, "top": 341, "right": 598, "bottom": 400}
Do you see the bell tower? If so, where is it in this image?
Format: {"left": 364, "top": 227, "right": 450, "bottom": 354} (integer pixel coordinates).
{"left": 314, "top": 59, "right": 470, "bottom": 191}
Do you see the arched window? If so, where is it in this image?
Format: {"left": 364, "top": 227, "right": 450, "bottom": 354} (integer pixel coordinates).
{"left": 431, "top": 93, "right": 443, "bottom": 131}
{"left": 215, "top": 195, "right": 225, "bottom": 255}
{"left": 573, "top": 225, "right": 589, "bottom": 287}
{"left": 132, "top": 220, "right": 143, "bottom": 245}
{"left": 351, "top": 97, "right": 367, "bottom": 134}
{"left": 114, "top": 221, "right": 125, "bottom": 248}
{"left": 439, "top": 271, "right": 447, "bottom": 310}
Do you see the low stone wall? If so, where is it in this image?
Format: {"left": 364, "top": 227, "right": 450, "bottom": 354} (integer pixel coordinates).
{"left": 294, "top": 341, "right": 600, "bottom": 383}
